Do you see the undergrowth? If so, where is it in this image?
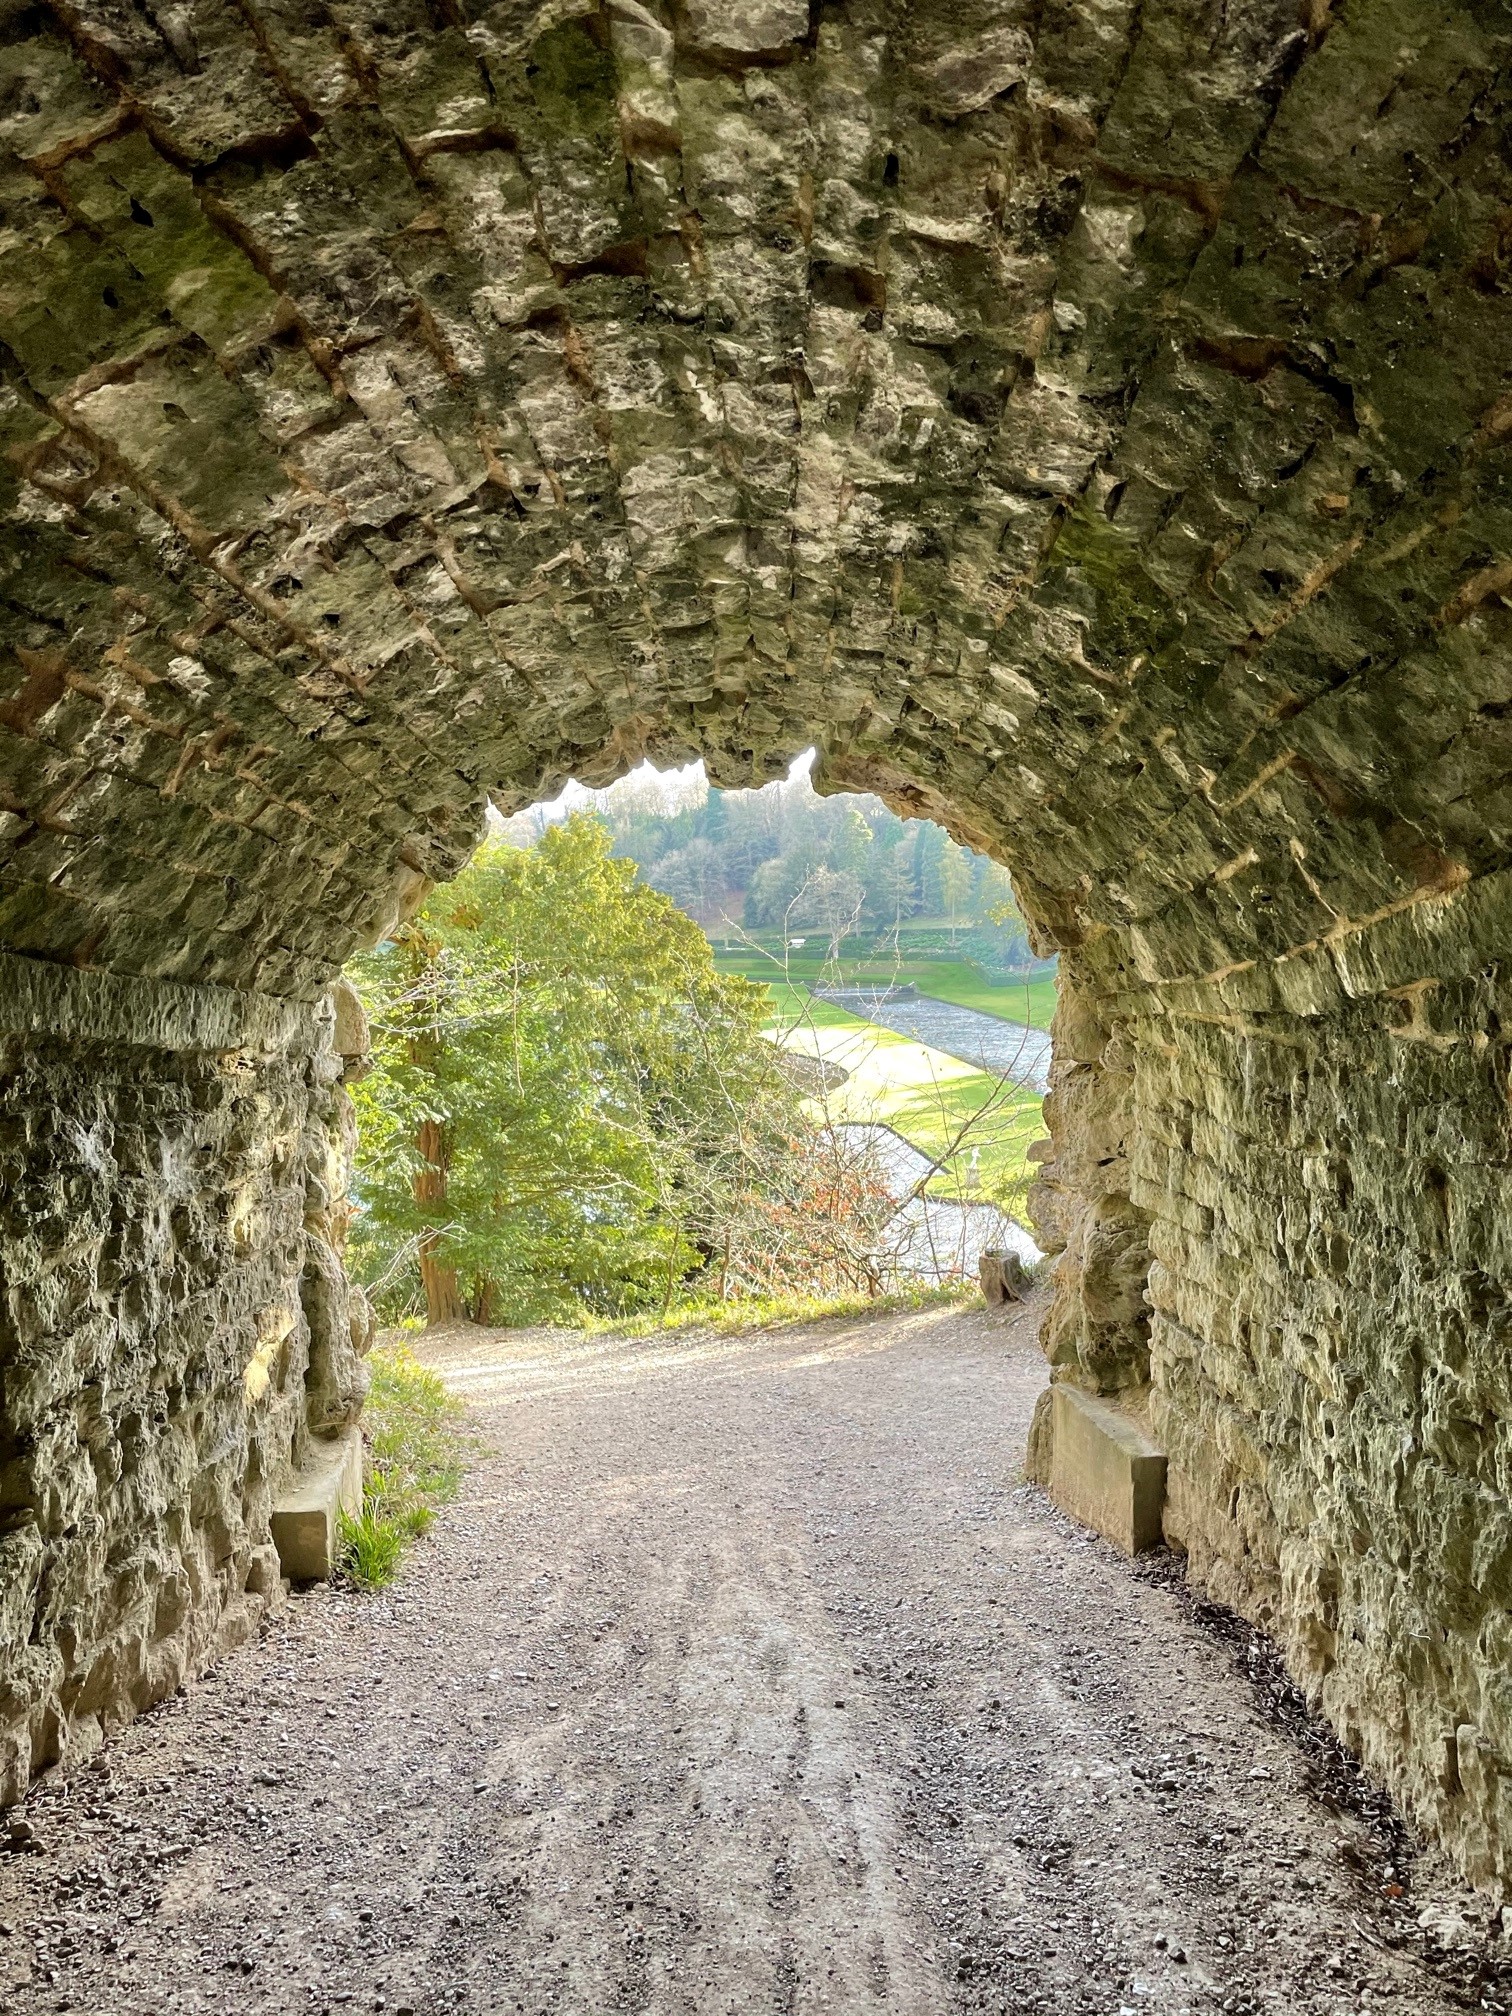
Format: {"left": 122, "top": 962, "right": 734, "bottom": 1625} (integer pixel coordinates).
{"left": 340, "top": 1344, "right": 465, "bottom": 1591}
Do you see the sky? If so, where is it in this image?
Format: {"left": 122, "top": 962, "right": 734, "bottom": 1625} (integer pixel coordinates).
{"left": 492, "top": 750, "right": 818, "bottom": 834}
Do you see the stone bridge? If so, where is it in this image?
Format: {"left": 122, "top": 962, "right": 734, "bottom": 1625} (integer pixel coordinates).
{"left": 2, "top": 0, "right": 1511, "bottom": 1889}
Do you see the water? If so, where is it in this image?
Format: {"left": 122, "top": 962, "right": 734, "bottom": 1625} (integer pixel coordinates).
{"left": 832, "top": 1121, "right": 1042, "bottom": 1286}
{"left": 815, "top": 989, "right": 1052, "bottom": 1092}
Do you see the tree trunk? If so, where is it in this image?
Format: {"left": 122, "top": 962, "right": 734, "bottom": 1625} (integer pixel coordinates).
{"left": 414, "top": 1116, "right": 463, "bottom": 1325}
{"left": 419, "top": 1238, "right": 463, "bottom": 1325}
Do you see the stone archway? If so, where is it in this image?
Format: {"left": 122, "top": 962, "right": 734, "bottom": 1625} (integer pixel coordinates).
{"left": 2, "top": 0, "right": 1511, "bottom": 1886}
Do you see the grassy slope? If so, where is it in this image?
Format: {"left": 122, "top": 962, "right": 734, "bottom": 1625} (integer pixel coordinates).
{"left": 893, "top": 961, "right": 1057, "bottom": 1033}
{"left": 767, "top": 1002, "right": 1043, "bottom": 1203}
{"left": 716, "top": 948, "right": 1057, "bottom": 1033}
{"left": 755, "top": 980, "right": 865, "bottom": 1027}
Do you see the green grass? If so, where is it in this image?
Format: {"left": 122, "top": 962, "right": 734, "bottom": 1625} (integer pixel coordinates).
{"left": 736, "top": 943, "right": 1053, "bottom": 1209}
{"left": 340, "top": 1512, "right": 405, "bottom": 1588}
{"left": 755, "top": 979, "right": 868, "bottom": 1028}
{"left": 888, "top": 1072, "right": 1044, "bottom": 1207}
{"left": 764, "top": 1007, "right": 1045, "bottom": 1208}
{"left": 890, "top": 960, "right": 1057, "bottom": 1033}
{"left": 339, "top": 1344, "right": 466, "bottom": 1591}
{"left": 766, "top": 995, "right": 1023, "bottom": 1186}
{"left": 580, "top": 1280, "right": 977, "bottom": 1339}
{"left": 715, "top": 948, "right": 1057, "bottom": 1032}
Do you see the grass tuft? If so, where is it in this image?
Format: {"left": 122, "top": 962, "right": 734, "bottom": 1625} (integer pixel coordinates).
{"left": 340, "top": 1345, "right": 465, "bottom": 1591}
{"left": 338, "top": 1510, "right": 406, "bottom": 1589}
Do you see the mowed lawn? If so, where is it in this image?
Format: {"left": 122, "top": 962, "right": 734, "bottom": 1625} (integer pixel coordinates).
{"left": 714, "top": 949, "right": 1056, "bottom": 1034}
{"left": 750, "top": 981, "right": 863, "bottom": 1029}
{"left": 765, "top": 999, "right": 1044, "bottom": 1204}
{"left": 895, "top": 960, "right": 1056, "bottom": 1033}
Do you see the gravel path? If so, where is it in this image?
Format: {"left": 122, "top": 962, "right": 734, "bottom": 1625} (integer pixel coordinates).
{"left": 0, "top": 1300, "right": 1501, "bottom": 2016}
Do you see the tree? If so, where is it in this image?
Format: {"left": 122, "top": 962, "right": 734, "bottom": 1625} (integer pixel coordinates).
{"left": 830, "top": 804, "right": 873, "bottom": 878}
{"left": 964, "top": 854, "right": 1010, "bottom": 923}
{"left": 513, "top": 755, "right": 1043, "bottom": 978}
{"left": 793, "top": 865, "right": 865, "bottom": 943}
{"left": 646, "top": 837, "right": 723, "bottom": 917}
{"left": 916, "top": 822, "right": 950, "bottom": 916}
{"left": 743, "top": 840, "right": 826, "bottom": 927}
{"left": 744, "top": 855, "right": 793, "bottom": 928}
{"left": 938, "top": 845, "right": 971, "bottom": 943}
{"left": 864, "top": 837, "right": 918, "bottom": 930}
{"left": 349, "top": 816, "right": 797, "bottom": 1325}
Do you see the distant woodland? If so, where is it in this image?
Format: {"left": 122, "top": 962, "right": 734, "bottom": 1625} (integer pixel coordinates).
{"left": 499, "top": 758, "right": 1040, "bottom": 970}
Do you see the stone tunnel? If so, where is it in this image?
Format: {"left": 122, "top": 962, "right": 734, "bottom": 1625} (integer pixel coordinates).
{"left": 1, "top": 0, "right": 1511, "bottom": 1893}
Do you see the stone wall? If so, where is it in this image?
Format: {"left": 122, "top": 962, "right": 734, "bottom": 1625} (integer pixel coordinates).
{"left": 1029, "top": 947, "right": 1153, "bottom": 1401}
{"left": 1139, "top": 938, "right": 1512, "bottom": 1893}
{"left": 1024, "top": 877, "right": 1512, "bottom": 1893}
{"left": 0, "top": 956, "right": 366, "bottom": 1802}
{"left": 1, "top": 0, "right": 1511, "bottom": 1896}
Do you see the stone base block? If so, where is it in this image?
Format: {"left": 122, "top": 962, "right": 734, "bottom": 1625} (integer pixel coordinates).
{"left": 270, "top": 1428, "right": 364, "bottom": 1580}
{"left": 1048, "top": 1384, "right": 1167, "bottom": 1554}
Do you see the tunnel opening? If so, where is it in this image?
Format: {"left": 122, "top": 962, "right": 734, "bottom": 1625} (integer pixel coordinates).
{"left": 0, "top": 0, "right": 1509, "bottom": 1915}
{"left": 340, "top": 749, "right": 1061, "bottom": 1339}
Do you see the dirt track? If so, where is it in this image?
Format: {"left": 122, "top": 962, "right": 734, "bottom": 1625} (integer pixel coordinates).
{"left": 0, "top": 1298, "right": 1502, "bottom": 2016}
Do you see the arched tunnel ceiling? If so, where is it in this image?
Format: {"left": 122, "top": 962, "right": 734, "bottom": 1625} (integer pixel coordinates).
{"left": 0, "top": 0, "right": 1509, "bottom": 995}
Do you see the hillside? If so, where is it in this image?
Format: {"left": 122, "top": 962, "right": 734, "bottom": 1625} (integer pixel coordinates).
{"left": 498, "top": 753, "right": 1055, "bottom": 983}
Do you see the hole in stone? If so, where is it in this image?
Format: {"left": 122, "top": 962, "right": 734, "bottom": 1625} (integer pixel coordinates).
{"left": 128, "top": 196, "right": 155, "bottom": 226}
{"left": 1425, "top": 1164, "right": 1450, "bottom": 1234}
{"left": 810, "top": 262, "right": 887, "bottom": 315}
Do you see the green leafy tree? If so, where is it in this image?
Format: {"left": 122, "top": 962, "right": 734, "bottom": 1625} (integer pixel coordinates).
{"left": 863, "top": 837, "right": 917, "bottom": 930}
{"left": 830, "top": 804, "right": 873, "bottom": 878}
{"left": 349, "top": 816, "right": 798, "bottom": 1325}
{"left": 916, "top": 822, "right": 949, "bottom": 915}
{"left": 964, "top": 854, "right": 1012, "bottom": 924}
{"left": 938, "top": 845, "right": 971, "bottom": 943}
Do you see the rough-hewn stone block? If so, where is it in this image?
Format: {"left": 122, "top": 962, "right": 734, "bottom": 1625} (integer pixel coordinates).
{"left": 271, "top": 1429, "right": 365, "bottom": 1582}
{"left": 1048, "top": 1385, "right": 1168, "bottom": 1557}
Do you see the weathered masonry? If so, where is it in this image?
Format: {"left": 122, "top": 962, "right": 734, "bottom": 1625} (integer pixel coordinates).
{"left": 1, "top": 0, "right": 1510, "bottom": 1886}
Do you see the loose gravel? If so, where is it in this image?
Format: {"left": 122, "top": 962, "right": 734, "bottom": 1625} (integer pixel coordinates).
{"left": 0, "top": 1298, "right": 1504, "bottom": 2016}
